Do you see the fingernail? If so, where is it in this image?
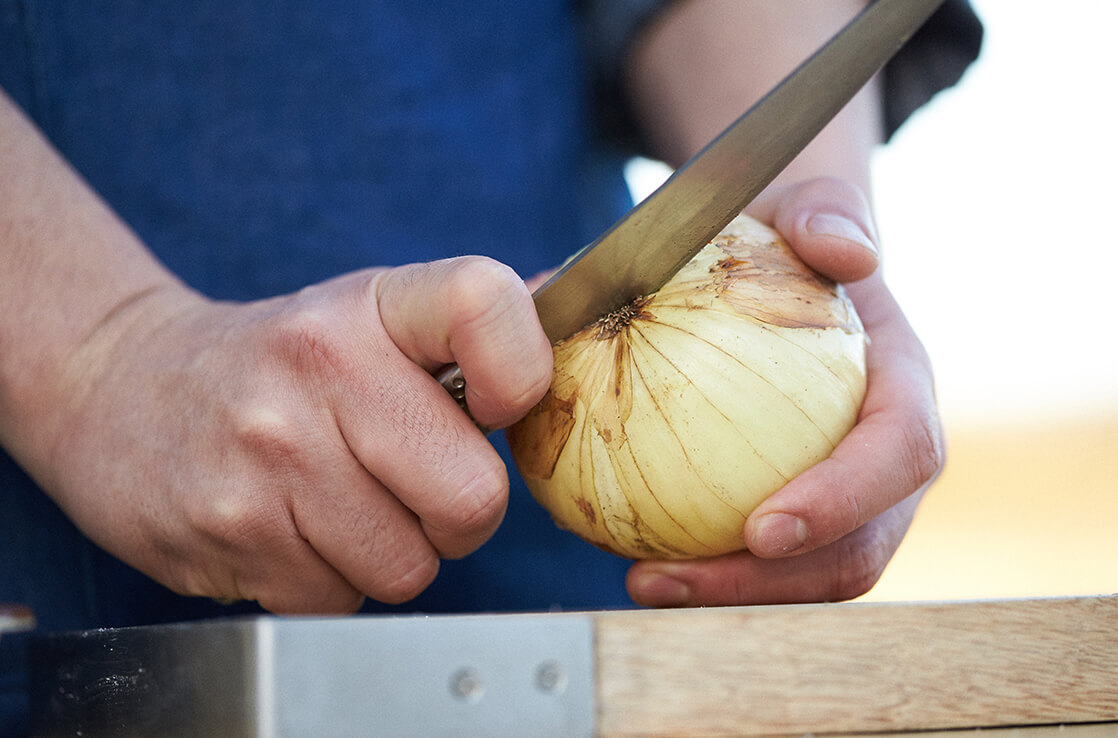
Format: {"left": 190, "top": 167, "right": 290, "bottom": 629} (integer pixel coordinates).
{"left": 633, "top": 571, "right": 691, "bottom": 608}
{"left": 806, "top": 214, "right": 877, "bottom": 255}
{"left": 750, "top": 513, "right": 809, "bottom": 555}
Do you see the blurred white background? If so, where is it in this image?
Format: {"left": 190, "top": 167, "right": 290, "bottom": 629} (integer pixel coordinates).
{"left": 627, "top": 0, "right": 1118, "bottom": 601}
{"left": 870, "top": 0, "right": 1118, "bottom": 601}
{"left": 873, "top": 0, "right": 1118, "bottom": 426}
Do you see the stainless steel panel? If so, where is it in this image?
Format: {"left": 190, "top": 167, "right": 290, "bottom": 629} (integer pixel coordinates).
{"left": 31, "top": 612, "right": 595, "bottom": 737}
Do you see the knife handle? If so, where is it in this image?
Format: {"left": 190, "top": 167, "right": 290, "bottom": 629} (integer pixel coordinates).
{"left": 436, "top": 363, "right": 467, "bottom": 408}
{"left": 436, "top": 363, "right": 488, "bottom": 432}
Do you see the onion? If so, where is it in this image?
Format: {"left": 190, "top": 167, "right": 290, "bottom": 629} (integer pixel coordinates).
{"left": 506, "top": 214, "right": 867, "bottom": 559}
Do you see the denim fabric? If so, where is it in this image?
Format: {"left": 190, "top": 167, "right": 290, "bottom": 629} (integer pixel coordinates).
{"left": 1, "top": 2, "right": 637, "bottom": 731}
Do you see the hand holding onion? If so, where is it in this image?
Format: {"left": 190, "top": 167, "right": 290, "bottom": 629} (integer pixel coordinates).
{"left": 514, "top": 178, "right": 945, "bottom": 606}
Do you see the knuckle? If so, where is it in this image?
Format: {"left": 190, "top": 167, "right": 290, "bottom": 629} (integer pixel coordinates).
{"left": 479, "top": 364, "right": 552, "bottom": 427}
{"left": 828, "top": 563, "right": 880, "bottom": 602}
{"left": 188, "top": 486, "right": 282, "bottom": 560}
{"left": 159, "top": 554, "right": 225, "bottom": 600}
{"left": 832, "top": 486, "right": 865, "bottom": 537}
{"left": 725, "top": 571, "right": 756, "bottom": 608}
{"left": 441, "top": 257, "right": 549, "bottom": 425}
{"left": 826, "top": 532, "right": 891, "bottom": 602}
{"left": 271, "top": 305, "right": 352, "bottom": 379}
{"left": 376, "top": 554, "right": 440, "bottom": 604}
{"left": 230, "top": 402, "right": 310, "bottom": 473}
{"left": 448, "top": 458, "right": 509, "bottom": 534}
{"left": 419, "top": 455, "right": 508, "bottom": 556}
{"left": 168, "top": 497, "right": 283, "bottom": 601}
{"left": 445, "top": 257, "right": 525, "bottom": 328}
{"left": 904, "top": 408, "right": 946, "bottom": 491}
{"left": 189, "top": 408, "right": 309, "bottom": 560}
{"left": 262, "top": 588, "right": 366, "bottom": 616}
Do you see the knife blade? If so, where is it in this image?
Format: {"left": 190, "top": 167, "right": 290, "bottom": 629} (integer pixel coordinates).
{"left": 534, "top": 0, "right": 944, "bottom": 343}
{"left": 439, "top": 0, "right": 944, "bottom": 413}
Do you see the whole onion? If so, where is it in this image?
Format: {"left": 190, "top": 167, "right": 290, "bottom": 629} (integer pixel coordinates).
{"left": 506, "top": 214, "right": 867, "bottom": 559}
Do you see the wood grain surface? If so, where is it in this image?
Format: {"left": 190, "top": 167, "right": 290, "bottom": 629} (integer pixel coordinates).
{"left": 842, "top": 727, "right": 1118, "bottom": 738}
{"left": 594, "top": 595, "right": 1118, "bottom": 736}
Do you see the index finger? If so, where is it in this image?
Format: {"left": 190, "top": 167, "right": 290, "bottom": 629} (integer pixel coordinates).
{"left": 376, "top": 257, "right": 553, "bottom": 430}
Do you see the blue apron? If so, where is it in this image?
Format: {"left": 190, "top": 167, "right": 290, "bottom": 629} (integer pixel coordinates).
{"left": 1, "top": 2, "right": 637, "bottom": 728}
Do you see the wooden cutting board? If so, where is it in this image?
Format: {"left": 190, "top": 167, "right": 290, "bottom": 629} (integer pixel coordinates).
{"left": 595, "top": 595, "right": 1118, "bottom": 736}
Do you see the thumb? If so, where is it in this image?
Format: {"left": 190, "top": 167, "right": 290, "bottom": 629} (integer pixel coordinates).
{"left": 375, "top": 257, "right": 553, "bottom": 430}
{"left": 748, "top": 177, "right": 881, "bottom": 284}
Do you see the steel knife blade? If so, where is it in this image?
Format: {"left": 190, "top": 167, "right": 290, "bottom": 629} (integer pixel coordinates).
{"left": 439, "top": 0, "right": 944, "bottom": 412}
{"left": 532, "top": 0, "right": 945, "bottom": 343}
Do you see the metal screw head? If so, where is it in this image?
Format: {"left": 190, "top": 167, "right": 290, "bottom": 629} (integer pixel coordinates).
{"left": 534, "top": 660, "right": 567, "bottom": 695}
{"left": 448, "top": 667, "right": 485, "bottom": 703}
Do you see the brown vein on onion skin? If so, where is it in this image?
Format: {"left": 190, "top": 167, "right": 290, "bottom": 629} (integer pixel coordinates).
{"left": 654, "top": 300, "right": 858, "bottom": 404}
{"left": 652, "top": 278, "right": 863, "bottom": 413}
{"left": 622, "top": 328, "right": 745, "bottom": 551}
{"left": 575, "top": 353, "right": 611, "bottom": 545}
{"left": 584, "top": 339, "right": 690, "bottom": 558}
{"left": 628, "top": 315, "right": 792, "bottom": 481}
{"left": 615, "top": 433, "right": 701, "bottom": 559}
{"left": 601, "top": 405, "right": 694, "bottom": 559}
{"left": 645, "top": 304, "right": 859, "bottom": 446}
{"left": 612, "top": 429, "right": 715, "bottom": 556}
{"left": 576, "top": 389, "right": 648, "bottom": 556}
{"left": 602, "top": 335, "right": 705, "bottom": 557}
{"left": 577, "top": 341, "right": 657, "bottom": 556}
{"left": 726, "top": 302, "right": 864, "bottom": 415}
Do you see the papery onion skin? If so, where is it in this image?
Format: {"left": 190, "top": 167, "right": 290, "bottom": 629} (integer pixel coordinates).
{"left": 506, "top": 214, "right": 868, "bottom": 560}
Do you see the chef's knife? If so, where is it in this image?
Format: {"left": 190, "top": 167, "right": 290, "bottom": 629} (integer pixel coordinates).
{"left": 439, "top": 0, "right": 944, "bottom": 411}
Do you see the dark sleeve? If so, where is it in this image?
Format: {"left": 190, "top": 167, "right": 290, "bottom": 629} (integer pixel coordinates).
{"left": 577, "top": 0, "right": 677, "bottom": 153}
{"left": 880, "top": 0, "right": 984, "bottom": 140}
{"left": 581, "top": 0, "right": 984, "bottom": 154}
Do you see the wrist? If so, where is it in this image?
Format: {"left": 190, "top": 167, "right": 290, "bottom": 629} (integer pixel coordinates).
{"left": 0, "top": 89, "right": 199, "bottom": 489}
{"left": 0, "top": 278, "right": 199, "bottom": 492}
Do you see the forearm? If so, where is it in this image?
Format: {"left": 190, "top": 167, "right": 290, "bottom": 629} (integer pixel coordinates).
{"left": 624, "top": 0, "right": 881, "bottom": 193}
{"left": 0, "top": 89, "right": 187, "bottom": 482}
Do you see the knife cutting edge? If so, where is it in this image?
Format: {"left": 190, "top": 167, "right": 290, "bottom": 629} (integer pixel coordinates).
{"left": 439, "top": 0, "right": 945, "bottom": 416}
